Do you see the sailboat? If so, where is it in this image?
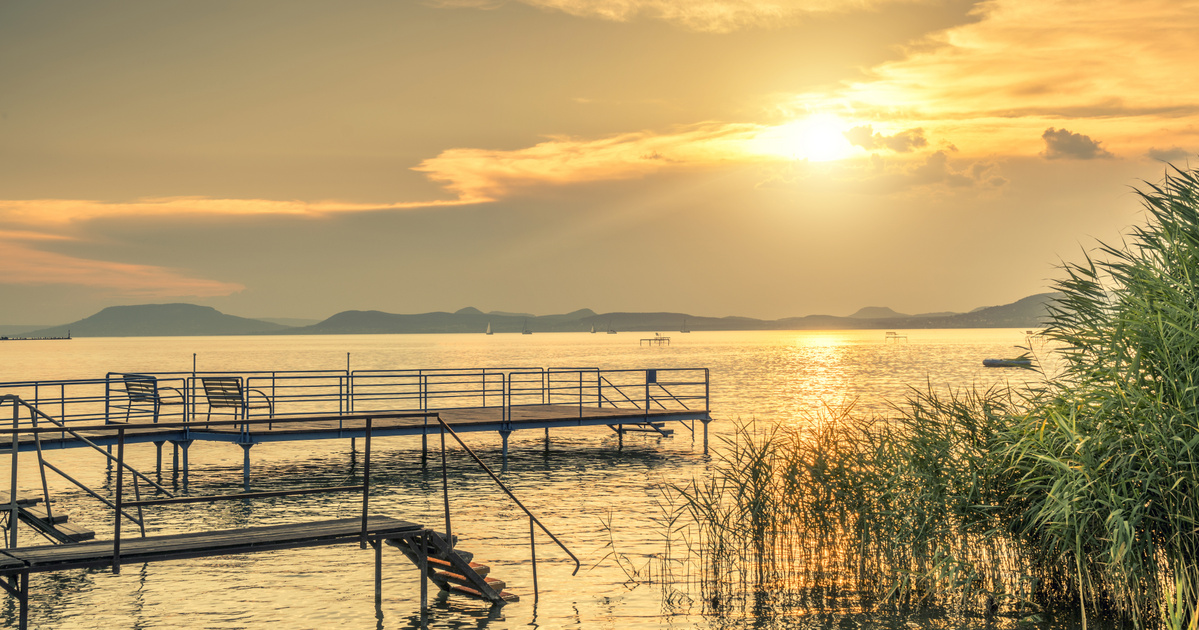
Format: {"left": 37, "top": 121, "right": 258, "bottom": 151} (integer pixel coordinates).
{"left": 606, "top": 321, "right": 617, "bottom": 334}
{"left": 590, "top": 324, "right": 596, "bottom": 334}
{"left": 681, "top": 318, "right": 690, "bottom": 333}
{"left": 485, "top": 322, "right": 493, "bottom": 335}
{"left": 522, "top": 318, "right": 533, "bottom": 335}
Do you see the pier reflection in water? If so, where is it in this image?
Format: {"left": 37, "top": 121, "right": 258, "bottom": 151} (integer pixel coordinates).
{"left": 1, "top": 330, "right": 1051, "bottom": 629}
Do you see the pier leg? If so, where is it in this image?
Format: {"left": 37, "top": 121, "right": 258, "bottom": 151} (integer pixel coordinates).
{"left": 351, "top": 437, "right": 356, "bottom": 453}
{"left": 240, "top": 443, "right": 253, "bottom": 490}
{"left": 153, "top": 441, "right": 164, "bottom": 479}
{"left": 421, "top": 430, "right": 428, "bottom": 468}
{"left": 499, "top": 430, "right": 511, "bottom": 471}
{"left": 179, "top": 441, "right": 192, "bottom": 491}
{"left": 18, "top": 571, "right": 28, "bottom": 630}
{"left": 702, "top": 418, "right": 710, "bottom": 454}
{"left": 171, "top": 441, "right": 180, "bottom": 485}
{"left": 544, "top": 427, "right": 550, "bottom": 453}
{"left": 374, "top": 539, "right": 383, "bottom": 605}
{"left": 618, "top": 425, "right": 623, "bottom": 450}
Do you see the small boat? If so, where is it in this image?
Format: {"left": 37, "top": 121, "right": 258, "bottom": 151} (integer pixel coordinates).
{"left": 983, "top": 358, "right": 1032, "bottom": 368}
{"left": 606, "top": 321, "right": 617, "bottom": 334}
{"left": 522, "top": 319, "right": 532, "bottom": 335}
{"left": 681, "top": 318, "right": 690, "bottom": 333}
{"left": 485, "top": 322, "right": 493, "bottom": 335}
{"left": 590, "top": 324, "right": 596, "bottom": 334}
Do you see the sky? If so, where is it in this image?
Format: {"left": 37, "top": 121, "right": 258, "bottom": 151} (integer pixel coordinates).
{"left": 2, "top": 0, "right": 1197, "bottom": 324}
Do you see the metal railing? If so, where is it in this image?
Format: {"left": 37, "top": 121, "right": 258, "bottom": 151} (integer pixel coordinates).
{"left": 1, "top": 397, "right": 434, "bottom": 570}
{"left": 0, "top": 367, "right": 710, "bottom": 435}
{"left": 433, "top": 416, "right": 579, "bottom": 599}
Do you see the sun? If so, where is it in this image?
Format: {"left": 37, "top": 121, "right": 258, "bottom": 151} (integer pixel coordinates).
{"left": 752, "top": 114, "right": 858, "bottom": 162}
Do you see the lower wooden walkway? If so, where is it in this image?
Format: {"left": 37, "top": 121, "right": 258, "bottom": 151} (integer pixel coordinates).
{"left": 0, "top": 517, "right": 429, "bottom": 628}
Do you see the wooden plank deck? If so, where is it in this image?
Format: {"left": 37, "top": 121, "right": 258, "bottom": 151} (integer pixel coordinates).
{"left": 0, "top": 516, "right": 422, "bottom": 576}
{"left": 19, "top": 404, "right": 702, "bottom": 450}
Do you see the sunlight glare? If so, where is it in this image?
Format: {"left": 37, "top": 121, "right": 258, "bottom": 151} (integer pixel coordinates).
{"left": 752, "top": 114, "right": 858, "bottom": 162}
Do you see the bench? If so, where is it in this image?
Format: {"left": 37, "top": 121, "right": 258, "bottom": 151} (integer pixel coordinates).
{"left": 201, "top": 376, "right": 273, "bottom": 424}
{"left": 121, "top": 375, "right": 184, "bottom": 423}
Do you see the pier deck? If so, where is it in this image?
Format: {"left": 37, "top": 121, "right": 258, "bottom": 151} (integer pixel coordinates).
{"left": 20, "top": 404, "right": 701, "bottom": 451}
{"left": 0, "top": 516, "right": 422, "bottom": 576}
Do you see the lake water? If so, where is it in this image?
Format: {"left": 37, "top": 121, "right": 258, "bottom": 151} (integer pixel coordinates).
{"left": 0, "top": 329, "right": 1053, "bottom": 629}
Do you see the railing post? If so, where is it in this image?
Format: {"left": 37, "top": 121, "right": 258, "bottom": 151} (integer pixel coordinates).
{"left": 9, "top": 399, "right": 19, "bottom": 549}
{"left": 440, "top": 420, "right": 452, "bottom": 547}
{"left": 530, "top": 515, "right": 538, "bottom": 601}
{"left": 360, "top": 417, "right": 372, "bottom": 548}
{"left": 113, "top": 427, "right": 125, "bottom": 575}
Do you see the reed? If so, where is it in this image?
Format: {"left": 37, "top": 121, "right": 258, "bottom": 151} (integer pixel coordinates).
{"left": 659, "top": 164, "right": 1199, "bottom": 629}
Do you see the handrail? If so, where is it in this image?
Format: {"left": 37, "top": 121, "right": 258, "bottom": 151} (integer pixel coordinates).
{"left": 434, "top": 415, "right": 580, "bottom": 599}
{"left": 3, "top": 395, "right": 174, "bottom": 497}
{"left": 599, "top": 375, "right": 641, "bottom": 409}
{"left": 653, "top": 382, "right": 691, "bottom": 410}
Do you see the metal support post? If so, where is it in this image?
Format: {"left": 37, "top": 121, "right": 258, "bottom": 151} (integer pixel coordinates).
{"left": 702, "top": 418, "right": 710, "bottom": 454}
{"left": 180, "top": 440, "right": 192, "bottom": 491}
{"left": 499, "top": 430, "right": 511, "bottom": 468}
{"left": 373, "top": 539, "right": 383, "bottom": 605}
{"left": 154, "top": 441, "right": 164, "bottom": 478}
{"left": 240, "top": 443, "right": 253, "bottom": 490}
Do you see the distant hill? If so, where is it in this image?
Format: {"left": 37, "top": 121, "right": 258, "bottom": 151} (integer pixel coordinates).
{"left": 848, "top": 306, "right": 910, "bottom": 319}
{"left": 257, "top": 317, "right": 319, "bottom": 327}
{"left": 16, "top": 294, "right": 1061, "bottom": 338}
{"left": 27, "top": 304, "right": 290, "bottom": 337}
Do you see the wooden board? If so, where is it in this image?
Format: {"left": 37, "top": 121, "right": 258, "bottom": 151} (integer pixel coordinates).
{"left": 0, "top": 516, "right": 422, "bottom": 575}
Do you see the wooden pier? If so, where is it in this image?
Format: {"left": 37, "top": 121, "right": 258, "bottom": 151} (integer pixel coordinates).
{"left": 1, "top": 411, "right": 559, "bottom": 628}
{"left": 2, "top": 365, "right": 697, "bottom": 626}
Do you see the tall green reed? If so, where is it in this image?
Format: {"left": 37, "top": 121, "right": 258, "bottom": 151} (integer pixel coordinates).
{"left": 658, "top": 164, "right": 1199, "bottom": 629}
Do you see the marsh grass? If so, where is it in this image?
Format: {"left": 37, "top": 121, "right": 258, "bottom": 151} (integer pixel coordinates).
{"left": 655, "top": 165, "right": 1199, "bottom": 629}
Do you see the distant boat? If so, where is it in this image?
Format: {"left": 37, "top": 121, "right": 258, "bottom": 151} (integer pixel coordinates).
{"left": 590, "top": 324, "right": 596, "bottom": 334}
{"left": 681, "top": 318, "right": 690, "bottom": 333}
{"left": 983, "top": 358, "right": 1032, "bottom": 368}
{"left": 522, "top": 319, "right": 532, "bottom": 335}
{"left": 485, "top": 322, "right": 493, "bottom": 335}
{"left": 606, "top": 321, "right": 617, "bottom": 334}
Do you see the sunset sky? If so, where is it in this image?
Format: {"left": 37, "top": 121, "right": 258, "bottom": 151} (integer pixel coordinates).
{"left": 2, "top": 0, "right": 1197, "bottom": 324}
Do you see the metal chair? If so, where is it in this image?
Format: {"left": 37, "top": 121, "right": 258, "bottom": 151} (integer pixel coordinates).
{"left": 122, "top": 375, "right": 184, "bottom": 423}
{"left": 201, "top": 376, "right": 273, "bottom": 426}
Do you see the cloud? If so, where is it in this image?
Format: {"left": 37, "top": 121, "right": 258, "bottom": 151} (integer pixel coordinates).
{"left": 413, "top": 123, "right": 768, "bottom": 201}
{"left": 0, "top": 237, "right": 243, "bottom": 297}
{"left": 844, "top": 125, "right": 928, "bottom": 152}
{"left": 1146, "top": 146, "right": 1192, "bottom": 162}
{"left": 822, "top": 0, "right": 1199, "bottom": 156}
{"left": 432, "top": 0, "right": 929, "bottom": 32}
{"left": 1041, "top": 127, "right": 1114, "bottom": 160}
{"left": 0, "top": 196, "right": 476, "bottom": 227}
{"left": 759, "top": 151, "right": 1007, "bottom": 194}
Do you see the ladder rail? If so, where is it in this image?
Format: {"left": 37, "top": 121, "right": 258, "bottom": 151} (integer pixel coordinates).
{"left": 435, "top": 414, "right": 581, "bottom": 600}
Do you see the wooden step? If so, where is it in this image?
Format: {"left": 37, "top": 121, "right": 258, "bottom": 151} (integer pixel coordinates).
{"left": 0, "top": 491, "right": 43, "bottom": 506}
{"left": 19, "top": 505, "right": 68, "bottom": 524}
{"left": 447, "top": 583, "right": 520, "bottom": 603}
{"left": 433, "top": 569, "right": 507, "bottom": 592}
{"left": 50, "top": 522, "right": 95, "bottom": 542}
{"left": 426, "top": 556, "right": 490, "bottom": 576}
{"left": 612, "top": 426, "right": 675, "bottom": 435}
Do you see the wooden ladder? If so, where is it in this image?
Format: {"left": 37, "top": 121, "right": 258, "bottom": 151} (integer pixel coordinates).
{"left": 2, "top": 492, "right": 96, "bottom": 544}
{"left": 387, "top": 531, "right": 519, "bottom": 603}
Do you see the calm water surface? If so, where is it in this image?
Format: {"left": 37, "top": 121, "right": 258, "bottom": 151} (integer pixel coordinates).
{"left": 1, "top": 330, "right": 1057, "bottom": 629}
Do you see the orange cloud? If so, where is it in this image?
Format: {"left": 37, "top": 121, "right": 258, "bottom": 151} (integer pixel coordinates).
{"left": 0, "top": 238, "right": 244, "bottom": 297}
{"left": 825, "top": 0, "right": 1199, "bottom": 156}
{"left": 0, "top": 196, "right": 477, "bottom": 227}
{"left": 413, "top": 123, "right": 771, "bottom": 199}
